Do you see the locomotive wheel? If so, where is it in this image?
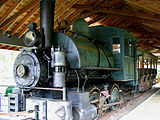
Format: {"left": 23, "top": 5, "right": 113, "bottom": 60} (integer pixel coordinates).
{"left": 89, "top": 87, "right": 100, "bottom": 102}
{"left": 89, "top": 87, "right": 102, "bottom": 114}
{"left": 109, "top": 84, "right": 120, "bottom": 110}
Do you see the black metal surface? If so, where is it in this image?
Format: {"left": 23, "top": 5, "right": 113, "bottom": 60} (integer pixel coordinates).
{"left": 13, "top": 51, "right": 48, "bottom": 87}
{"left": 40, "top": 0, "right": 55, "bottom": 48}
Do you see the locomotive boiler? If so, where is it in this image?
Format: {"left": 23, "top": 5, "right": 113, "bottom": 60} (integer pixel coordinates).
{"left": 8, "top": 0, "right": 157, "bottom": 120}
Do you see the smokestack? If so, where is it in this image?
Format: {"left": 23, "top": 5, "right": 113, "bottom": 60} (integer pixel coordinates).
{"left": 40, "top": 0, "right": 55, "bottom": 48}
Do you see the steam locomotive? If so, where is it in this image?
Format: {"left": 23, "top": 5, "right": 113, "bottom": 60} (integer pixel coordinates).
{"left": 8, "top": 0, "right": 157, "bottom": 120}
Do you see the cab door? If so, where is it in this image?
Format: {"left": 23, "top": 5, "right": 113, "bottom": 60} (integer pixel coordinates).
{"left": 124, "top": 38, "right": 136, "bottom": 80}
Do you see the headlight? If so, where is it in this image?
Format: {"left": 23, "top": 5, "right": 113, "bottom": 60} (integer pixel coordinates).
{"left": 24, "top": 31, "right": 36, "bottom": 46}
{"left": 24, "top": 23, "right": 41, "bottom": 47}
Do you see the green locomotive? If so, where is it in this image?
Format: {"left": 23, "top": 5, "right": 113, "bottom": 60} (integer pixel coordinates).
{"left": 10, "top": 0, "right": 157, "bottom": 119}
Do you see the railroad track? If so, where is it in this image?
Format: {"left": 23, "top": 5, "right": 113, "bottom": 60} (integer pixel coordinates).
{"left": 98, "top": 87, "right": 159, "bottom": 120}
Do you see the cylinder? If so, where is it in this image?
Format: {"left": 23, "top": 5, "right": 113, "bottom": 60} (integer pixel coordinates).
{"left": 40, "top": 0, "right": 55, "bottom": 48}
{"left": 54, "top": 51, "right": 66, "bottom": 66}
{"left": 53, "top": 72, "right": 65, "bottom": 87}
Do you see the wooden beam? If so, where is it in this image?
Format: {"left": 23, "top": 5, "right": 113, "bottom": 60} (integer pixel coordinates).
{"left": 18, "top": 14, "right": 40, "bottom": 38}
{"left": 137, "top": 42, "right": 160, "bottom": 50}
{"left": 142, "top": 23, "right": 160, "bottom": 33}
{"left": 98, "top": 12, "right": 160, "bottom": 32}
{"left": 52, "top": 0, "right": 75, "bottom": 30}
{"left": 140, "top": 24, "right": 160, "bottom": 34}
{"left": 138, "top": 38, "right": 160, "bottom": 44}
{"left": 58, "top": 0, "right": 90, "bottom": 21}
{"left": 0, "top": 0, "right": 22, "bottom": 26}
{"left": 0, "top": 0, "right": 9, "bottom": 10}
{"left": 124, "top": 0, "right": 160, "bottom": 15}
{"left": 11, "top": 6, "right": 39, "bottom": 36}
{"left": 97, "top": 10, "right": 160, "bottom": 24}
{"left": 123, "top": 28, "right": 160, "bottom": 37}
{"left": 72, "top": 5, "right": 160, "bottom": 23}
{"left": 0, "top": 0, "right": 39, "bottom": 29}
{"left": 88, "top": 16, "right": 104, "bottom": 25}
{"left": 54, "top": 0, "right": 98, "bottom": 30}
{"left": 70, "top": 0, "right": 104, "bottom": 20}
{"left": 54, "top": 0, "right": 77, "bottom": 22}
{"left": 105, "top": 0, "right": 122, "bottom": 8}
{"left": 1, "top": 20, "right": 17, "bottom": 35}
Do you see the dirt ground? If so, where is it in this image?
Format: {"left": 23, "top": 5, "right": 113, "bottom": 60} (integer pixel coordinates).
{"left": 98, "top": 86, "right": 159, "bottom": 120}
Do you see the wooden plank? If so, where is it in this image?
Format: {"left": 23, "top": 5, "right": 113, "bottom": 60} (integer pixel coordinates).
{"left": 97, "top": 9, "right": 160, "bottom": 24}
{"left": 139, "top": 38, "right": 160, "bottom": 44}
{"left": 124, "top": 0, "right": 160, "bottom": 15}
{"left": 54, "top": 0, "right": 77, "bottom": 22}
{"left": 11, "top": 6, "right": 39, "bottom": 36}
{"left": 88, "top": 16, "right": 104, "bottom": 25}
{"left": 18, "top": 14, "right": 40, "bottom": 38}
{"left": 2, "top": 19, "right": 18, "bottom": 35}
{"left": 142, "top": 23, "right": 160, "bottom": 33}
{"left": 69, "top": 0, "right": 103, "bottom": 21}
{"left": 105, "top": 0, "right": 122, "bottom": 8}
{"left": 54, "top": 0, "right": 89, "bottom": 30}
{"left": 137, "top": 43, "right": 160, "bottom": 50}
{"left": 72, "top": 5, "right": 160, "bottom": 23}
{"left": 0, "top": 0, "right": 22, "bottom": 26}
{"left": 123, "top": 28, "right": 160, "bottom": 37}
{"left": 0, "top": 0, "right": 9, "bottom": 10}
{"left": 141, "top": 24, "right": 160, "bottom": 34}
{"left": 0, "top": 0, "right": 39, "bottom": 29}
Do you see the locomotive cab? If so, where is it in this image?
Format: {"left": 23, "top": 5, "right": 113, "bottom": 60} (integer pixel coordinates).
{"left": 89, "top": 26, "right": 138, "bottom": 86}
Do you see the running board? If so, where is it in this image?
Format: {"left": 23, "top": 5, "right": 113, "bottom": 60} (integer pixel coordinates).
{"left": 82, "top": 67, "right": 122, "bottom": 71}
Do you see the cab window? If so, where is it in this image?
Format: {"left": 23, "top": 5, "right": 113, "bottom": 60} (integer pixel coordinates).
{"left": 112, "top": 37, "right": 120, "bottom": 54}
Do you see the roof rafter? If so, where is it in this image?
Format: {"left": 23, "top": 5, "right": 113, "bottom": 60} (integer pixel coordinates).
{"left": 2, "top": 19, "right": 18, "bottom": 35}
{"left": 72, "top": 5, "right": 160, "bottom": 24}
{"left": 18, "top": 14, "right": 40, "bottom": 38}
{"left": 0, "top": 0, "right": 39, "bottom": 29}
{"left": 138, "top": 38, "right": 160, "bottom": 44}
{"left": 138, "top": 45, "right": 160, "bottom": 51}
{"left": 0, "top": 0, "right": 9, "bottom": 10}
{"left": 54, "top": 0, "right": 77, "bottom": 23}
{"left": 123, "top": 0, "right": 160, "bottom": 15}
{"left": 11, "top": 6, "right": 39, "bottom": 36}
{"left": 0, "top": 0, "right": 22, "bottom": 26}
{"left": 105, "top": 0, "right": 122, "bottom": 8}
{"left": 123, "top": 27, "right": 160, "bottom": 37}
{"left": 88, "top": 16, "right": 104, "bottom": 25}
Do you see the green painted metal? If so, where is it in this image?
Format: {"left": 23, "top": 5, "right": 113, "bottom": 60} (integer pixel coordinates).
{"left": 53, "top": 19, "right": 114, "bottom": 69}
{"left": 54, "top": 18, "right": 139, "bottom": 85}
{"left": 0, "top": 30, "right": 25, "bottom": 47}
{"left": 72, "top": 18, "right": 89, "bottom": 36}
{"left": 89, "top": 25, "right": 138, "bottom": 83}
{"left": 5, "top": 87, "right": 14, "bottom": 95}
{"left": 53, "top": 32, "right": 114, "bottom": 68}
